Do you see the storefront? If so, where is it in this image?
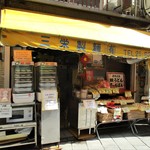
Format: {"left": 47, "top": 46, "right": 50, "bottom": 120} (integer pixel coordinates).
{"left": 0, "top": 8, "right": 150, "bottom": 148}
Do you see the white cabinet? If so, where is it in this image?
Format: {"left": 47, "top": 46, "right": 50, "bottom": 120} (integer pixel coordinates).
{"left": 40, "top": 109, "right": 60, "bottom": 145}
{"left": 37, "top": 103, "right": 60, "bottom": 145}
{"left": 78, "top": 103, "right": 97, "bottom": 135}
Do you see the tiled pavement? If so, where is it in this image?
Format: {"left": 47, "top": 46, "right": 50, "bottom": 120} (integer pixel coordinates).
{"left": 4, "top": 122, "right": 150, "bottom": 150}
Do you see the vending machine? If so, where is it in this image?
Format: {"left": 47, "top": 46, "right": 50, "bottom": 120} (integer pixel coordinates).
{"left": 35, "top": 62, "right": 60, "bottom": 145}
{"left": 11, "top": 61, "right": 35, "bottom": 103}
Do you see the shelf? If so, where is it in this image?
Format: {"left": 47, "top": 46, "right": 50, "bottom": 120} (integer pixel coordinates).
{"left": 0, "top": 122, "right": 36, "bottom": 130}
{"left": 11, "top": 102, "right": 35, "bottom": 106}
{"left": 96, "top": 99, "right": 135, "bottom": 105}
{"left": 0, "top": 140, "right": 36, "bottom": 149}
{"left": 0, "top": 122, "right": 37, "bottom": 149}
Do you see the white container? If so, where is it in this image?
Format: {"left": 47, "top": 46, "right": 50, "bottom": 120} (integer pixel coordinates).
{"left": 12, "top": 93, "right": 35, "bottom": 103}
{"left": 80, "top": 89, "right": 87, "bottom": 99}
{"left": 75, "top": 91, "right": 80, "bottom": 98}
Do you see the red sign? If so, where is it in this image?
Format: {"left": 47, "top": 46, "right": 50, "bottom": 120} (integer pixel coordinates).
{"left": 86, "top": 70, "right": 94, "bottom": 82}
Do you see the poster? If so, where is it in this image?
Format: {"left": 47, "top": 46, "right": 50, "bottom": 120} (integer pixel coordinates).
{"left": 0, "top": 88, "right": 11, "bottom": 103}
{"left": 0, "top": 104, "right": 12, "bottom": 118}
{"left": 92, "top": 55, "right": 103, "bottom": 67}
{"left": 41, "top": 89, "right": 58, "bottom": 111}
{"left": 85, "top": 70, "right": 94, "bottom": 82}
{"left": 106, "top": 72, "right": 125, "bottom": 89}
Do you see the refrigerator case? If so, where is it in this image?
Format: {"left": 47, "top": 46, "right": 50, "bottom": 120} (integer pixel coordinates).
{"left": 11, "top": 61, "right": 35, "bottom": 103}
{"left": 35, "top": 62, "right": 57, "bottom": 102}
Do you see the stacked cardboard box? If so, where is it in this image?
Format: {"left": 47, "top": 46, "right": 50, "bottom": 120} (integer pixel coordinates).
{"left": 127, "top": 110, "right": 145, "bottom": 120}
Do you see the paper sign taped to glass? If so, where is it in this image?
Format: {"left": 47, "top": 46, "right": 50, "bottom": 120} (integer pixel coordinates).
{"left": 41, "top": 89, "right": 58, "bottom": 111}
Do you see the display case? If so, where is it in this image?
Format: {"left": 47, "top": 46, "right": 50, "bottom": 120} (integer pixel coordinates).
{"left": 35, "top": 62, "right": 60, "bottom": 145}
{"left": 35, "top": 62, "right": 57, "bottom": 102}
{"left": 11, "top": 61, "right": 35, "bottom": 103}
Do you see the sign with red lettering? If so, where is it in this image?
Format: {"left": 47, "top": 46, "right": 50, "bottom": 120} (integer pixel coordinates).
{"left": 106, "top": 72, "right": 125, "bottom": 90}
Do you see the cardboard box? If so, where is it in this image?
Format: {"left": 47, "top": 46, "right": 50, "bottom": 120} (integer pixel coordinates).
{"left": 127, "top": 110, "right": 145, "bottom": 120}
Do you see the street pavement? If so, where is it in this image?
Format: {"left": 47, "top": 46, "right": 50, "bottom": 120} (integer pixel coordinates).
{"left": 4, "top": 122, "right": 150, "bottom": 150}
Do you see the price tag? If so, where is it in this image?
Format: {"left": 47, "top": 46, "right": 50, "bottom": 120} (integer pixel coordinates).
{"left": 107, "top": 89, "right": 112, "bottom": 94}
{"left": 113, "top": 88, "right": 119, "bottom": 94}
{"left": 125, "top": 91, "right": 132, "bottom": 98}
{"left": 120, "top": 100, "right": 127, "bottom": 105}
{"left": 122, "top": 107, "right": 130, "bottom": 113}
{"left": 0, "top": 104, "right": 12, "bottom": 118}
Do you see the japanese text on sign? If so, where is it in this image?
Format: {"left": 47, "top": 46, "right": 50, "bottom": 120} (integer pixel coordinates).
{"left": 106, "top": 72, "right": 125, "bottom": 89}
{"left": 0, "top": 104, "right": 12, "bottom": 118}
{"left": 41, "top": 89, "right": 58, "bottom": 111}
{"left": 14, "top": 50, "right": 32, "bottom": 62}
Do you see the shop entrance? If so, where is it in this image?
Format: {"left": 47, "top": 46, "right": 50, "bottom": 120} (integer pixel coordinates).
{"left": 28, "top": 47, "right": 79, "bottom": 141}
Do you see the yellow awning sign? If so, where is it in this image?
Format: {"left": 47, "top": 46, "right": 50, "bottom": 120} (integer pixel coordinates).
{"left": 1, "top": 29, "right": 150, "bottom": 59}
{"left": 1, "top": 9, "right": 150, "bottom": 49}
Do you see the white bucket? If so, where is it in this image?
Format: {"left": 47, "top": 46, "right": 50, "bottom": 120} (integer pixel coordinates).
{"left": 80, "top": 89, "right": 88, "bottom": 99}
{"left": 75, "top": 91, "right": 81, "bottom": 98}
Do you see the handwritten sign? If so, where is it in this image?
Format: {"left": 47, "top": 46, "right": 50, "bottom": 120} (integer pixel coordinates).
{"left": 106, "top": 72, "right": 125, "bottom": 89}
{"left": 41, "top": 89, "right": 58, "bottom": 111}
{"left": 83, "top": 99, "right": 97, "bottom": 109}
{"left": 0, "top": 104, "right": 12, "bottom": 118}
{"left": 14, "top": 50, "right": 32, "bottom": 62}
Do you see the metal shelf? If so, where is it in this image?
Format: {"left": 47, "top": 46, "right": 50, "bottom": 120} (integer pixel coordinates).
{"left": 0, "top": 122, "right": 37, "bottom": 149}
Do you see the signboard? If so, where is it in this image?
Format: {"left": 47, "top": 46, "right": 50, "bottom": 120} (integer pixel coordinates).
{"left": 41, "top": 89, "right": 58, "bottom": 111}
{"left": 83, "top": 99, "right": 97, "bottom": 109}
{"left": 0, "top": 104, "right": 12, "bottom": 118}
{"left": 106, "top": 72, "right": 125, "bottom": 90}
{"left": 13, "top": 50, "right": 32, "bottom": 62}
{"left": 3, "top": 29, "right": 150, "bottom": 59}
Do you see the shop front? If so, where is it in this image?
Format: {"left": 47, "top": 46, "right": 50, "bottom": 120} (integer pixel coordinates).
{"left": 0, "top": 8, "right": 150, "bottom": 148}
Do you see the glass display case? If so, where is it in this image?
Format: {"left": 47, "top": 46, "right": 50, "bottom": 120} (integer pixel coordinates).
{"left": 35, "top": 62, "right": 60, "bottom": 145}
{"left": 35, "top": 62, "right": 57, "bottom": 102}
{"left": 11, "top": 61, "right": 35, "bottom": 103}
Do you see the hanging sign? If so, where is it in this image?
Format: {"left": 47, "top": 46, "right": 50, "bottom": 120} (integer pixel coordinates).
{"left": 106, "top": 72, "right": 125, "bottom": 90}
{"left": 13, "top": 50, "right": 32, "bottom": 62}
{"left": 0, "top": 103, "right": 12, "bottom": 118}
{"left": 41, "top": 89, "right": 58, "bottom": 111}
